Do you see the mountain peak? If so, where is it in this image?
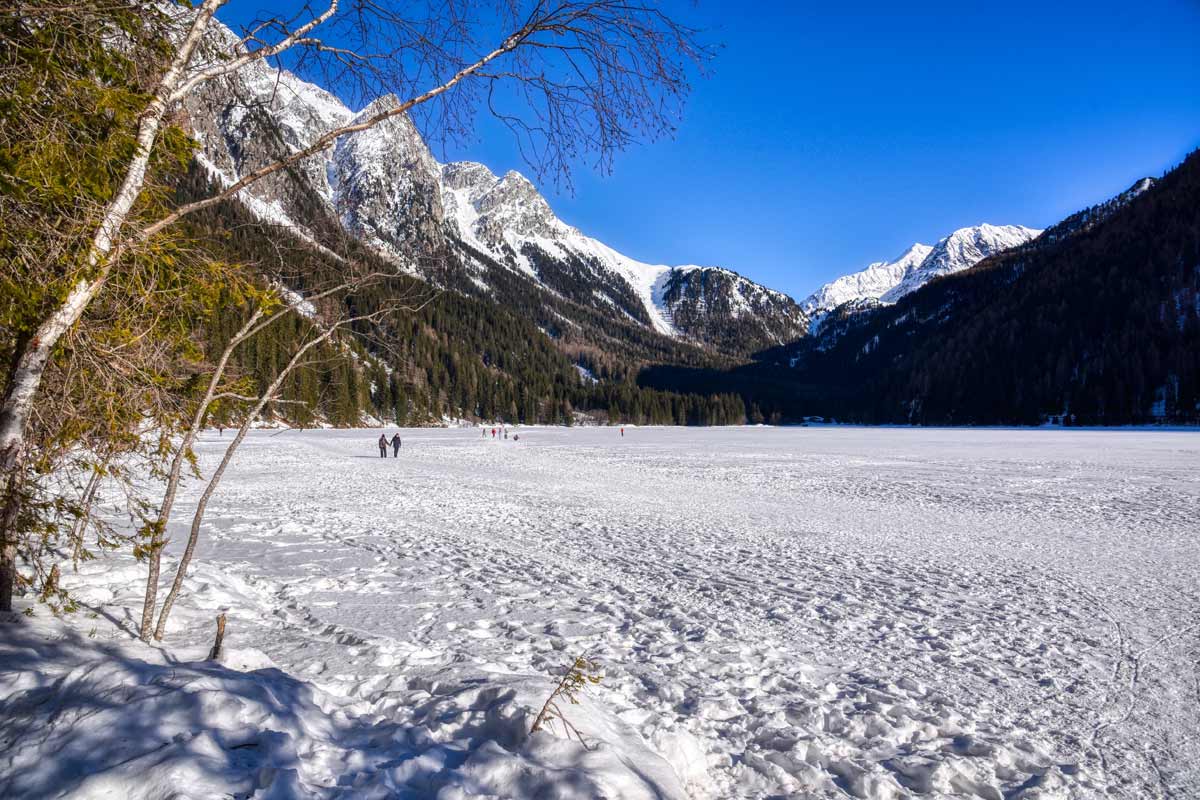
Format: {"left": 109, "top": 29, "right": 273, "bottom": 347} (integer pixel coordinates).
{"left": 473, "top": 169, "right": 561, "bottom": 238}
{"left": 329, "top": 94, "right": 443, "bottom": 262}
{"left": 441, "top": 161, "right": 498, "bottom": 193}
{"left": 879, "top": 223, "right": 1040, "bottom": 303}
{"left": 500, "top": 169, "right": 532, "bottom": 186}
{"left": 801, "top": 242, "right": 932, "bottom": 320}
{"left": 355, "top": 93, "right": 402, "bottom": 118}
{"left": 803, "top": 224, "right": 1039, "bottom": 320}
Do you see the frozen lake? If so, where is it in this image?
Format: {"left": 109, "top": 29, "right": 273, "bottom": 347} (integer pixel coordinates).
{"left": 14, "top": 426, "right": 1197, "bottom": 798}
{"left": 177, "top": 426, "right": 1200, "bottom": 798}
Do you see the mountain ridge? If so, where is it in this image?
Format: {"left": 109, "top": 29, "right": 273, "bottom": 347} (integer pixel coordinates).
{"left": 183, "top": 30, "right": 807, "bottom": 356}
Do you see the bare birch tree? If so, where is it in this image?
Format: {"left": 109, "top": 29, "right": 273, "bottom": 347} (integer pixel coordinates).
{"left": 0, "top": 0, "right": 710, "bottom": 610}
{"left": 148, "top": 277, "right": 430, "bottom": 640}
{"left": 136, "top": 272, "right": 413, "bottom": 640}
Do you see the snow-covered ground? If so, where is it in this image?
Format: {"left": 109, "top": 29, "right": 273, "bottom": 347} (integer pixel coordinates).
{"left": 4, "top": 427, "right": 1199, "bottom": 799}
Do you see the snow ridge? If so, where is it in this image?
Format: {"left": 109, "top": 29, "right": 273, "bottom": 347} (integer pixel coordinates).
{"left": 801, "top": 243, "right": 933, "bottom": 321}
{"left": 881, "top": 224, "right": 1042, "bottom": 303}
{"left": 189, "top": 16, "right": 1046, "bottom": 351}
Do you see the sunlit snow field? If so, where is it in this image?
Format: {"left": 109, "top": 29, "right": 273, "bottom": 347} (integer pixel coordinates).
{"left": 6, "top": 426, "right": 1199, "bottom": 799}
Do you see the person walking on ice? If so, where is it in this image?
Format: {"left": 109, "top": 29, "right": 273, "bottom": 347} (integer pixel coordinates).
{"left": 377, "top": 433, "right": 388, "bottom": 458}
{"left": 391, "top": 432, "right": 402, "bottom": 456}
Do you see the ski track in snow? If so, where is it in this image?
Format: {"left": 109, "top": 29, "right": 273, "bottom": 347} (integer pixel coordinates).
{"left": 5, "top": 427, "right": 1200, "bottom": 799}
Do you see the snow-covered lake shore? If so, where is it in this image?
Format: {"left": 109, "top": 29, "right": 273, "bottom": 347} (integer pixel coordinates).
{"left": 4, "top": 426, "right": 1198, "bottom": 798}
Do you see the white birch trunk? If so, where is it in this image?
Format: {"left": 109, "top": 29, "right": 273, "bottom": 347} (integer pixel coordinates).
{"left": 138, "top": 308, "right": 262, "bottom": 640}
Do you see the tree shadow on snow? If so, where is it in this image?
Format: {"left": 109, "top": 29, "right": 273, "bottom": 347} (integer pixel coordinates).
{"left": 0, "top": 626, "right": 668, "bottom": 799}
{"left": 0, "top": 623, "right": 404, "bottom": 797}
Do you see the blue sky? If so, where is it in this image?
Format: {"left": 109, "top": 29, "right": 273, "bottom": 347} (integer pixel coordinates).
{"left": 226, "top": 1, "right": 1200, "bottom": 299}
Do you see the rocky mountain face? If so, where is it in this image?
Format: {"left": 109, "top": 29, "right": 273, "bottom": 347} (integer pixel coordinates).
{"left": 182, "top": 31, "right": 805, "bottom": 358}
{"left": 793, "top": 155, "right": 1200, "bottom": 424}
{"left": 659, "top": 267, "right": 808, "bottom": 354}
{"left": 801, "top": 225, "right": 1041, "bottom": 331}
{"left": 331, "top": 96, "right": 446, "bottom": 260}
{"left": 184, "top": 25, "right": 350, "bottom": 242}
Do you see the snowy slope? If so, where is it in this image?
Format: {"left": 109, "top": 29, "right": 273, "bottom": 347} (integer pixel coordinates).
{"left": 7, "top": 426, "right": 1199, "bottom": 797}
{"left": 183, "top": 23, "right": 352, "bottom": 226}
{"left": 440, "top": 160, "right": 677, "bottom": 331}
{"left": 439, "top": 160, "right": 805, "bottom": 340}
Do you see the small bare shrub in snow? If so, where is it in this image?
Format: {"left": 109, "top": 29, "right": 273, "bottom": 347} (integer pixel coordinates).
{"left": 530, "top": 654, "right": 604, "bottom": 748}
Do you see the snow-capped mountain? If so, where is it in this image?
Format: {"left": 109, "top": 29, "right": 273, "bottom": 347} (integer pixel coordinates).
{"left": 880, "top": 224, "right": 1042, "bottom": 303}
{"left": 182, "top": 29, "right": 806, "bottom": 355}
{"left": 439, "top": 159, "right": 806, "bottom": 344}
{"left": 801, "top": 243, "right": 932, "bottom": 319}
{"left": 801, "top": 224, "right": 1041, "bottom": 329}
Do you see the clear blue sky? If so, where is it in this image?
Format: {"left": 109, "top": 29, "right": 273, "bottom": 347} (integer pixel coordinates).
{"left": 226, "top": 1, "right": 1200, "bottom": 299}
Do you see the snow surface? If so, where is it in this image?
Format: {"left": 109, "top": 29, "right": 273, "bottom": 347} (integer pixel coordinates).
{"left": 5, "top": 427, "right": 1200, "bottom": 798}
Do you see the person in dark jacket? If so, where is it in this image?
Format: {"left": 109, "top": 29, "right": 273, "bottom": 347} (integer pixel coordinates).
{"left": 391, "top": 432, "right": 402, "bottom": 456}
{"left": 377, "top": 433, "right": 388, "bottom": 458}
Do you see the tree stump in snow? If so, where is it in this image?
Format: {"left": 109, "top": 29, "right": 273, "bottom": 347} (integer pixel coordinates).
{"left": 207, "top": 612, "right": 226, "bottom": 661}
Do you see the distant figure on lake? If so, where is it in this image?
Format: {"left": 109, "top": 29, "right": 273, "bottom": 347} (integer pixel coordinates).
{"left": 620, "top": 427, "right": 624, "bottom": 437}
{"left": 513, "top": 434, "right": 520, "bottom": 442}
{"left": 391, "top": 433, "right": 402, "bottom": 456}
{"left": 377, "top": 434, "right": 388, "bottom": 458}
